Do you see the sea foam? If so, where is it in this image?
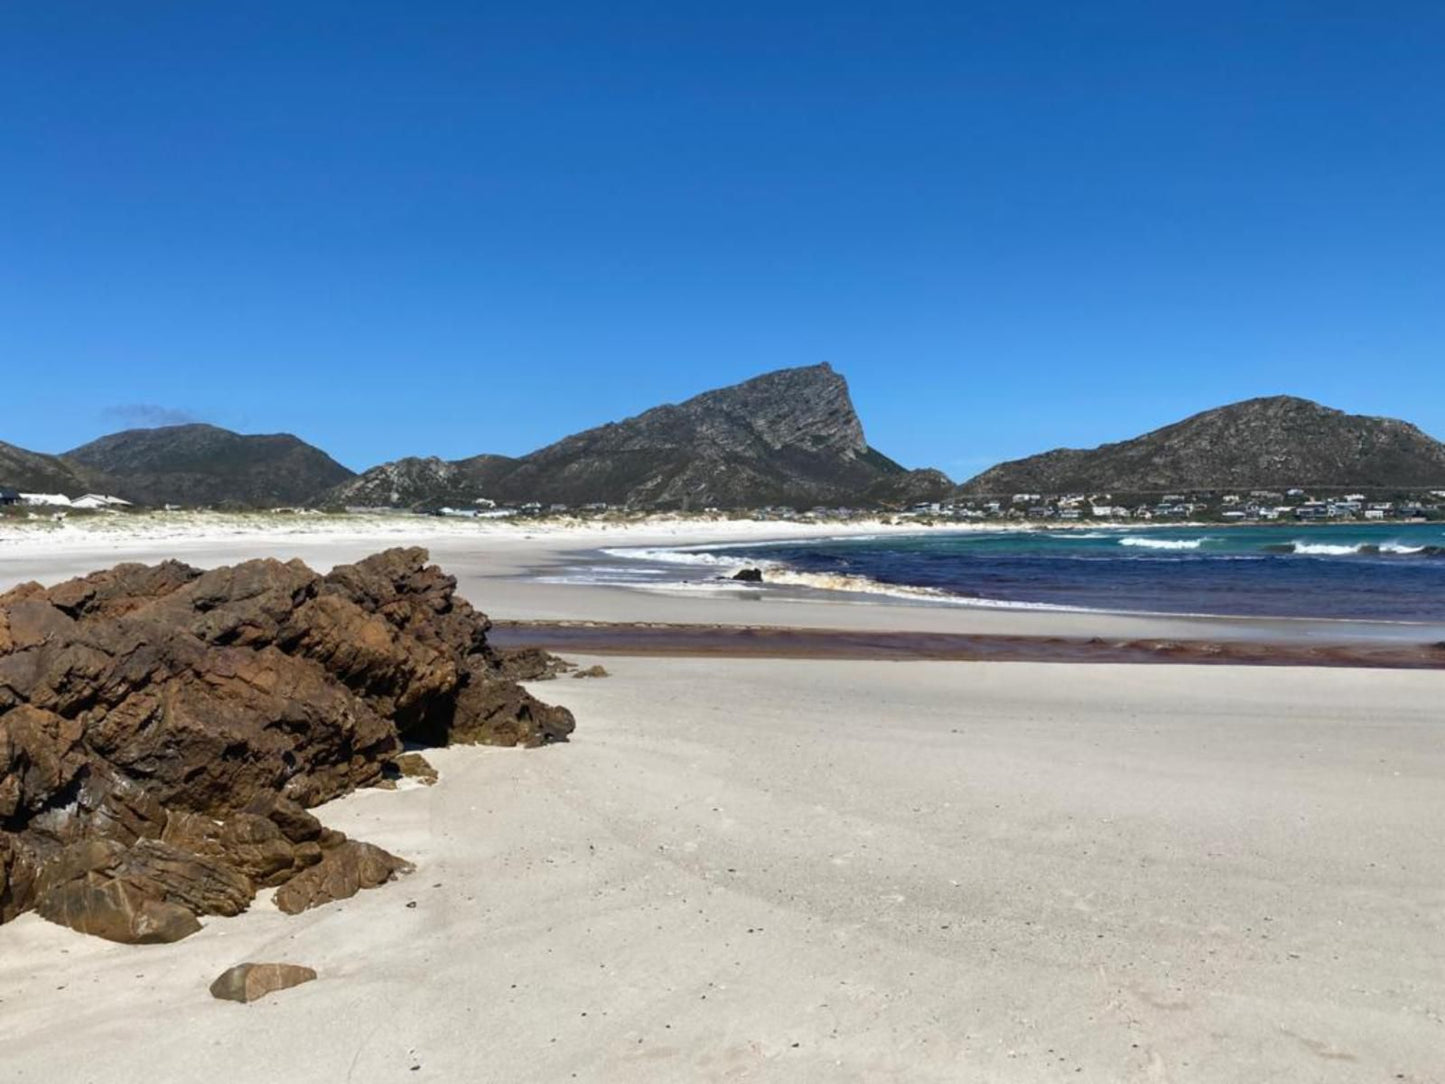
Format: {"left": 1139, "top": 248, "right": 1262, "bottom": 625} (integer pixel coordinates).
{"left": 1119, "top": 536, "right": 1209, "bottom": 550}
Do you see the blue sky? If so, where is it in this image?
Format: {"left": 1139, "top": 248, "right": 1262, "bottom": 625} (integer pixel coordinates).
{"left": 3, "top": 2, "right": 1441, "bottom": 478}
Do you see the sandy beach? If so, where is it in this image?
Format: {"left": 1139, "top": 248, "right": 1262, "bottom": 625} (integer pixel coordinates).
{"left": 2, "top": 519, "right": 1442, "bottom": 1082}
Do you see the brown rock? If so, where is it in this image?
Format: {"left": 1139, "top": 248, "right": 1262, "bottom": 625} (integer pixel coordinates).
{"left": 32, "top": 837, "right": 253, "bottom": 943}
{"left": 446, "top": 659, "right": 576, "bottom": 747}
{"left": 0, "top": 546, "right": 573, "bottom": 941}
{"left": 76, "top": 772, "right": 170, "bottom": 846}
{"left": 0, "top": 834, "right": 39, "bottom": 923}
{"left": 119, "top": 838, "right": 255, "bottom": 917}
{"left": 0, "top": 705, "right": 86, "bottom": 819}
{"left": 162, "top": 810, "right": 317, "bottom": 888}
{"left": 572, "top": 665, "right": 610, "bottom": 679}
{"left": 33, "top": 839, "right": 203, "bottom": 943}
{"left": 209, "top": 962, "right": 317, "bottom": 1003}
{"left": 492, "top": 646, "right": 573, "bottom": 681}
{"left": 38, "top": 872, "right": 201, "bottom": 944}
{"left": 40, "top": 561, "right": 201, "bottom": 620}
{"left": 394, "top": 752, "right": 438, "bottom": 785}
{"left": 273, "top": 840, "right": 413, "bottom": 915}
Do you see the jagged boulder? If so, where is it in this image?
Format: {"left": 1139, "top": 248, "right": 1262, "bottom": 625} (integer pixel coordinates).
{"left": 273, "top": 840, "right": 414, "bottom": 915}
{"left": 32, "top": 837, "right": 249, "bottom": 943}
{"left": 445, "top": 657, "right": 577, "bottom": 747}
{"left": 0, "top": 547, "right": 573, "bottom": 943}
{"left": 492, "top": 646, "right": 574, "bottom": 681}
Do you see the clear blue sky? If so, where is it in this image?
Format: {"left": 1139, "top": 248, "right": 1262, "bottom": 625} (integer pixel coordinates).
{"left": 3, "top": 2, "right": 1442, "bottom": 478}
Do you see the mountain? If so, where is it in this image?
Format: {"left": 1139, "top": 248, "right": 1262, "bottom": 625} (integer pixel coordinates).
{"left": 324, "top": 454, "right": 519, "bottom": 510}
{"left": 328, "top": 364, "right": 952, "bottom": 510}
{"left": 63, "top": 424, "right": 355, "bottom": 507}
{"left": 0, "top": 439, "right": 97, "bottom": 495}
{"left": 960, "top": 396, "right": 1445, "bottom": 495}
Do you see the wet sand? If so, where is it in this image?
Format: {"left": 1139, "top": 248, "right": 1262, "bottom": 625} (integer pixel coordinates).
{"left": 492, "top": 620, "right": 1445, "bottom": 670}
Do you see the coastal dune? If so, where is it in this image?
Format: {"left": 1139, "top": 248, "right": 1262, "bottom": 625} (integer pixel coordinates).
{"left": 2, "top": 653, "right": 1441, "bottom": 1081}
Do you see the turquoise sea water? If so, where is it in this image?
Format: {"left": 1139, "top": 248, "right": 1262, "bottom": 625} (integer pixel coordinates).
{"left": 629, "top": 523, "right": 1445, "bottom": 621}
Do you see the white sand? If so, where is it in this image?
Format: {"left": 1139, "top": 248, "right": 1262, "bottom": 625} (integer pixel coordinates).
{"left": 1, "top": 659, "right": 1441, "bottom": 1082}
{"left": 2, "top": 520, "right": 1442, "bottom": 1081}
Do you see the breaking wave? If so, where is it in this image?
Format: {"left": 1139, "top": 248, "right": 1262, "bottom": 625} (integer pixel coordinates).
{"left": 1265, "top": 540, "right": 1444, "bottom": 558}
{"left": 599, "top": 546, "right": 750, "bottom": 568}
{"left": 1119, "top": 536, "right": 1209, "bottom": 551}
{"left": 597, "top": 543, "right": 1099, "bottom": 610}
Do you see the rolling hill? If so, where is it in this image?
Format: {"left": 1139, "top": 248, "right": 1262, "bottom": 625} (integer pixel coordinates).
{"left": 960, "top": 396, "right": 1445, "bottom": 495}
{"left": 63, "top": 424, "right": 355, "bottom": 507}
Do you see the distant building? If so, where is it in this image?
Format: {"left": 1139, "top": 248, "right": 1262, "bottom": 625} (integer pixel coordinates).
{"left": 71, "top": 494, "right": 133, "bottom": 510}
{"left": 0, "top": 487, "right": 19, "bottom": 506}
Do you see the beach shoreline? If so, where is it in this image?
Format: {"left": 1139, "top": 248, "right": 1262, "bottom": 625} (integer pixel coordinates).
{"left": 3, "top": 511, "right": 1442, "bottom": 642}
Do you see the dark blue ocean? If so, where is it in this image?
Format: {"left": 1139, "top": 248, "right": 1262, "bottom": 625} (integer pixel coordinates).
{"left": 628, "top": 524, "right": 1445, "bottom": 622}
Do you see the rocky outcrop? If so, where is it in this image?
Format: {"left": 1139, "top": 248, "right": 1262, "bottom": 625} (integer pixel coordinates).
{"left": 0, "top": 547, "right": 573, "bottom": 943}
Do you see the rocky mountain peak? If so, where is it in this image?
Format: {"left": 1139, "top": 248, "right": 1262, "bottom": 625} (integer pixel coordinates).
{"left": 323, "top": 364, "right": 947, "bottom": 510}
{"left": 680, "top": 363, "right": 868, "bottom": 457}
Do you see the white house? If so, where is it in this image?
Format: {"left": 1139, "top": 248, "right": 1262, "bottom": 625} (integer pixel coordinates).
{"left": 71, "top": 494, "right": 133, "bottom": 510}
